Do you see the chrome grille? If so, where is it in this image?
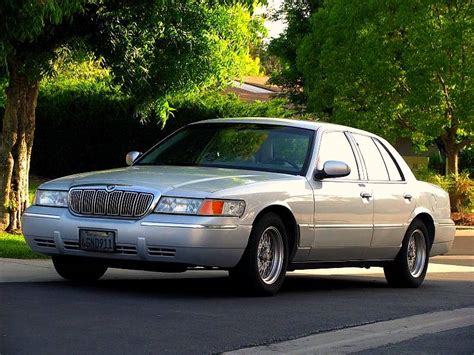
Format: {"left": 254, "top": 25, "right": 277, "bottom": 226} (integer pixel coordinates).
{"left": 69, "top": 188, "right": 154, "bottom": 218}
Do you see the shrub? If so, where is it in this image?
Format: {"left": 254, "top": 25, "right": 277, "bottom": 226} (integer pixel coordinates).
{"left": 446, "top": 173, "right": 474, "bottom": 213}
{"left": 415, "top": 168, "right": 474, "bottom": 212}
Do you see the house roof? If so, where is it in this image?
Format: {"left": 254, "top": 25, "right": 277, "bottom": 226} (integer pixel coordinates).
{"left": 224, "top": 76, "right": 279, "bottom": 102}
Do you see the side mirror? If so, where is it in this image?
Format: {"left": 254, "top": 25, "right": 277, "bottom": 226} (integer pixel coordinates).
{"left": 126, "top": 151, "right": 142, "bottom": 166}
{"left": 314, "top": 160, "right": 351, "bottom": 180}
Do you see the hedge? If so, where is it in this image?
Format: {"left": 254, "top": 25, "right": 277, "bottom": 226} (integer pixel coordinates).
{"left": 1, "top": 80, "right": 295, "bottom": 177}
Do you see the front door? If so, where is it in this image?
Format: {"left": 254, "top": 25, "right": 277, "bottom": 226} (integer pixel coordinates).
{"left": 309, "top": 131, "right": 374, "bottom": 261}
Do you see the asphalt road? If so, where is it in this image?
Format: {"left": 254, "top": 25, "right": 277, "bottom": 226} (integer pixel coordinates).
{"left": 1, "top": 256, "right": 473, "bottom": 354}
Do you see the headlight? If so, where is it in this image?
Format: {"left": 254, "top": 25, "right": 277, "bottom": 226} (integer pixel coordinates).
{"left": 155, "top": 197, "right": 203, "bottom": 215}
{"left": 155, "top": 197, "right": 245, "bottom": 217}
{"left": 33, "top": 190, "right": 68, "bottom": 207}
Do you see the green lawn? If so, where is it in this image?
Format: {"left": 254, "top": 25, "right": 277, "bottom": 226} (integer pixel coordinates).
{"left": 0, "top": 232, "right": 49, "bottom": 259}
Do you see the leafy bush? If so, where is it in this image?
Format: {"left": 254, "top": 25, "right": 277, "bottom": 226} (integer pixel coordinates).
{"left": 446, "top": 173, "right": 474, "bottom": 213}
{"left": 415, "top": 168, "right": 474, "bottom": 212}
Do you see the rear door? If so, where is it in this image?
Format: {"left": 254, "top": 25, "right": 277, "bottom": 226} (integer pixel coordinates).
{"left": 350, "top": 134, "right": 415, "bottom": 259}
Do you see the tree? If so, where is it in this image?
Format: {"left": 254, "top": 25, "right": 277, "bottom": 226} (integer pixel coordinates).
{"left": 297, "top": 0, "right": 473, "bottom": 174}
{"left": 267, "top": 0, "right": 322, "bottom": 104}
{"left": 0, "top": 0, "right": 264, "bottom": 232}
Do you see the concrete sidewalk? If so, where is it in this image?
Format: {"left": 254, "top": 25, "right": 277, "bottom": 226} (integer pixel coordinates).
{"left": 450, "top": 228, "right": 474, "bottom": 255}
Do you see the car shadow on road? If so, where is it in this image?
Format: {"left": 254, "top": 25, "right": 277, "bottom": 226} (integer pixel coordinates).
{"left": 32, "top": 273, "right": 391, "bottom": 299}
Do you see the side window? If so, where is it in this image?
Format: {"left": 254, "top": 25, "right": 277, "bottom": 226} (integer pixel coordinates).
{"left": 352, "top": 134, "right": 389, "bottom": 181}
{"left": 374, "top": 139, "right": 404, "bottom": 181}
{"left": 318, "top": 131, "right": 359, "bottom": 180}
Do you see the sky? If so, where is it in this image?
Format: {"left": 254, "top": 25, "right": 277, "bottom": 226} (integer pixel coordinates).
{"left": 257, "top": 0, "right": 286, "bottom": 39}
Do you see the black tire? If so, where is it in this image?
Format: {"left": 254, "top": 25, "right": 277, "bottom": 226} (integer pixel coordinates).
{"left": 384, "top": 220, "right": 430, "bottom": 288}
{"left": 52, "top": 256, "right": 108, "bottom": 281}
{"left": 229, "top": 212, "right": 288, "bottom": 296}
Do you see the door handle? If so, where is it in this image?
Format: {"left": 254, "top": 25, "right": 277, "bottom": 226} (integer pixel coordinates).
{"left": 360, "top": 191, "right": 372, "bottom": 199}
{"left": 403, "top": 193, "right": 413, "bottom": 200}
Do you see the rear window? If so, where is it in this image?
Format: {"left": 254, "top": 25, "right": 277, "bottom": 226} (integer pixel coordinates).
{"left": 352, "top": 134, "right": 389, "bottom": 181}
{"left": 373, "top": 139, "right": 404, "bottom": 181}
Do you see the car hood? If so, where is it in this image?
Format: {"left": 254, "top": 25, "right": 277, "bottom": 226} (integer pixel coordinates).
{"left": 40, "top": 165, "right": 299, "bottom": 196}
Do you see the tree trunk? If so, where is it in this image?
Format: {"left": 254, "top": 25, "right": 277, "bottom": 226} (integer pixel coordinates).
{"left": 444, "top": 142, "right": 460, "bottom": 212}
{"left": 445, "top": 146, "right": 459, "bottom": 176}
{"left": 0, "top": 60, "right": 39, "bottom": 233}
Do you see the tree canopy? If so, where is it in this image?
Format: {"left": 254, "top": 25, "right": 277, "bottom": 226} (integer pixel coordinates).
{"left": 267, "top": 0, "right": 322, "bottom": 104}
{"left": 295, "top": 0, "right": 473, "bottom": 173}
{"left": 1, "top": 0, "right": 265, "bottom": 115}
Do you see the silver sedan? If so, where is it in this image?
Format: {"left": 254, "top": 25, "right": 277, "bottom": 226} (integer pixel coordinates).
{"left": 22, "top": 118, "right": 455, "bottom": 295}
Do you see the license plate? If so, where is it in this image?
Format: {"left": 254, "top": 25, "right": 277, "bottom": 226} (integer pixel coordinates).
{"left": 79, "top": 229, "right": 115, "bottom": 252}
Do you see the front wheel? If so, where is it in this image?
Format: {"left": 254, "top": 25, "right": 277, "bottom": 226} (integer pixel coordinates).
{"left": 384, "top": 220, "right": 429, "bottom": 288}
{"left": 52, "top": 256, "right": 108, "bottom": 281}
{"left": 229, "top": 213, "right": 288, "bottom": 296}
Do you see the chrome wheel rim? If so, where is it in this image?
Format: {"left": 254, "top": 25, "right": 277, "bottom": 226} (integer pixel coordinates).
{"left": 257, "top": 226, "right": 284, "bottom": 285}
{"left": 407, "top": 229, "right": 427, "bottom": 278}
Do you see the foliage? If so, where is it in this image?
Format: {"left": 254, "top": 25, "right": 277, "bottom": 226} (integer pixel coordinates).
{"left": 0, "top": 0, "right": 267, "bottom": 119}
{"left": 94, "top": 2, "right": 267, "bottom": 118}
{"left": 0, "top": 0, "right": 86, "bottom": 79}
{"left": 267, "top": 0, "right": 322, "bottom": 104}
{"left": 446, "top": 173, "right": 474, "bottom": 213}
{"left": 296, "top": 0, "right": 473, "bottom": 173}
{"left": 415, "top": 168, "right": 473, "bottom": 212}
{"left": 252, "top": 42, "right": 281, "bottom": 75}
{"left": 2, "top": 75, "right": 295, "bottom": 177}
{"left": 173, "top": 91, "right": 297, "bottom": 119}
{"left": 460, "top": 146, "right": 474, "bottom": 175}
{"left": 0, "top": 232, "right": 48, "bottom": 259}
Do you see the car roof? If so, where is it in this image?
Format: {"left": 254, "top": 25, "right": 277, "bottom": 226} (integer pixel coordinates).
{"left": 192, "top": 117, "right": 377, "bottom": 137}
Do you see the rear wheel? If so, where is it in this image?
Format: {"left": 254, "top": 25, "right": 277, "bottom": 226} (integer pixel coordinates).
{"left": 229, "top": 213, "right": 288, "bottom": 296}
{"left": 52, "top": 256, "right": 108, "bottom": 281}
{"left": 384, "top": 220, "right": 429, "bottom": 288}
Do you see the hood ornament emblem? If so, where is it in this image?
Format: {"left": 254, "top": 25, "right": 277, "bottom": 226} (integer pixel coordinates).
{"left": 106, "top": 185, "right": 116, "bottom": 192}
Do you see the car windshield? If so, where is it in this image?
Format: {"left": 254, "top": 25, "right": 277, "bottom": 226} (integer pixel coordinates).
{"left": 136, "top": 123, "right": 314, "bottom": 175}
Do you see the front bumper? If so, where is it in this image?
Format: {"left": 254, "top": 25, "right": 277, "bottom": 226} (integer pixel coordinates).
{"left": 22, "top": 206, "right": 252, "bottom": 268}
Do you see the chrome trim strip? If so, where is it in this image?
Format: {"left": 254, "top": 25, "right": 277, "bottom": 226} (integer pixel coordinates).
{"left": 23, "top": 212, "right": 61, "bottom": 220}
{"left": 140, "top": 222, "right": 238, "bottom": 229}
{"left": 314, "top": 224, "right": 373, "bottom": 229}
{"left": 299, "top": 224, "right": 373, "bottom": 229}
{"left": 436, "top": 220, "right": 456, "bottom": 226}
{"left": 374, "top": 223, "right": 404, "bottom": 228}
{"left": 300, "top": 223, "right": 404, "bottom": 229}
